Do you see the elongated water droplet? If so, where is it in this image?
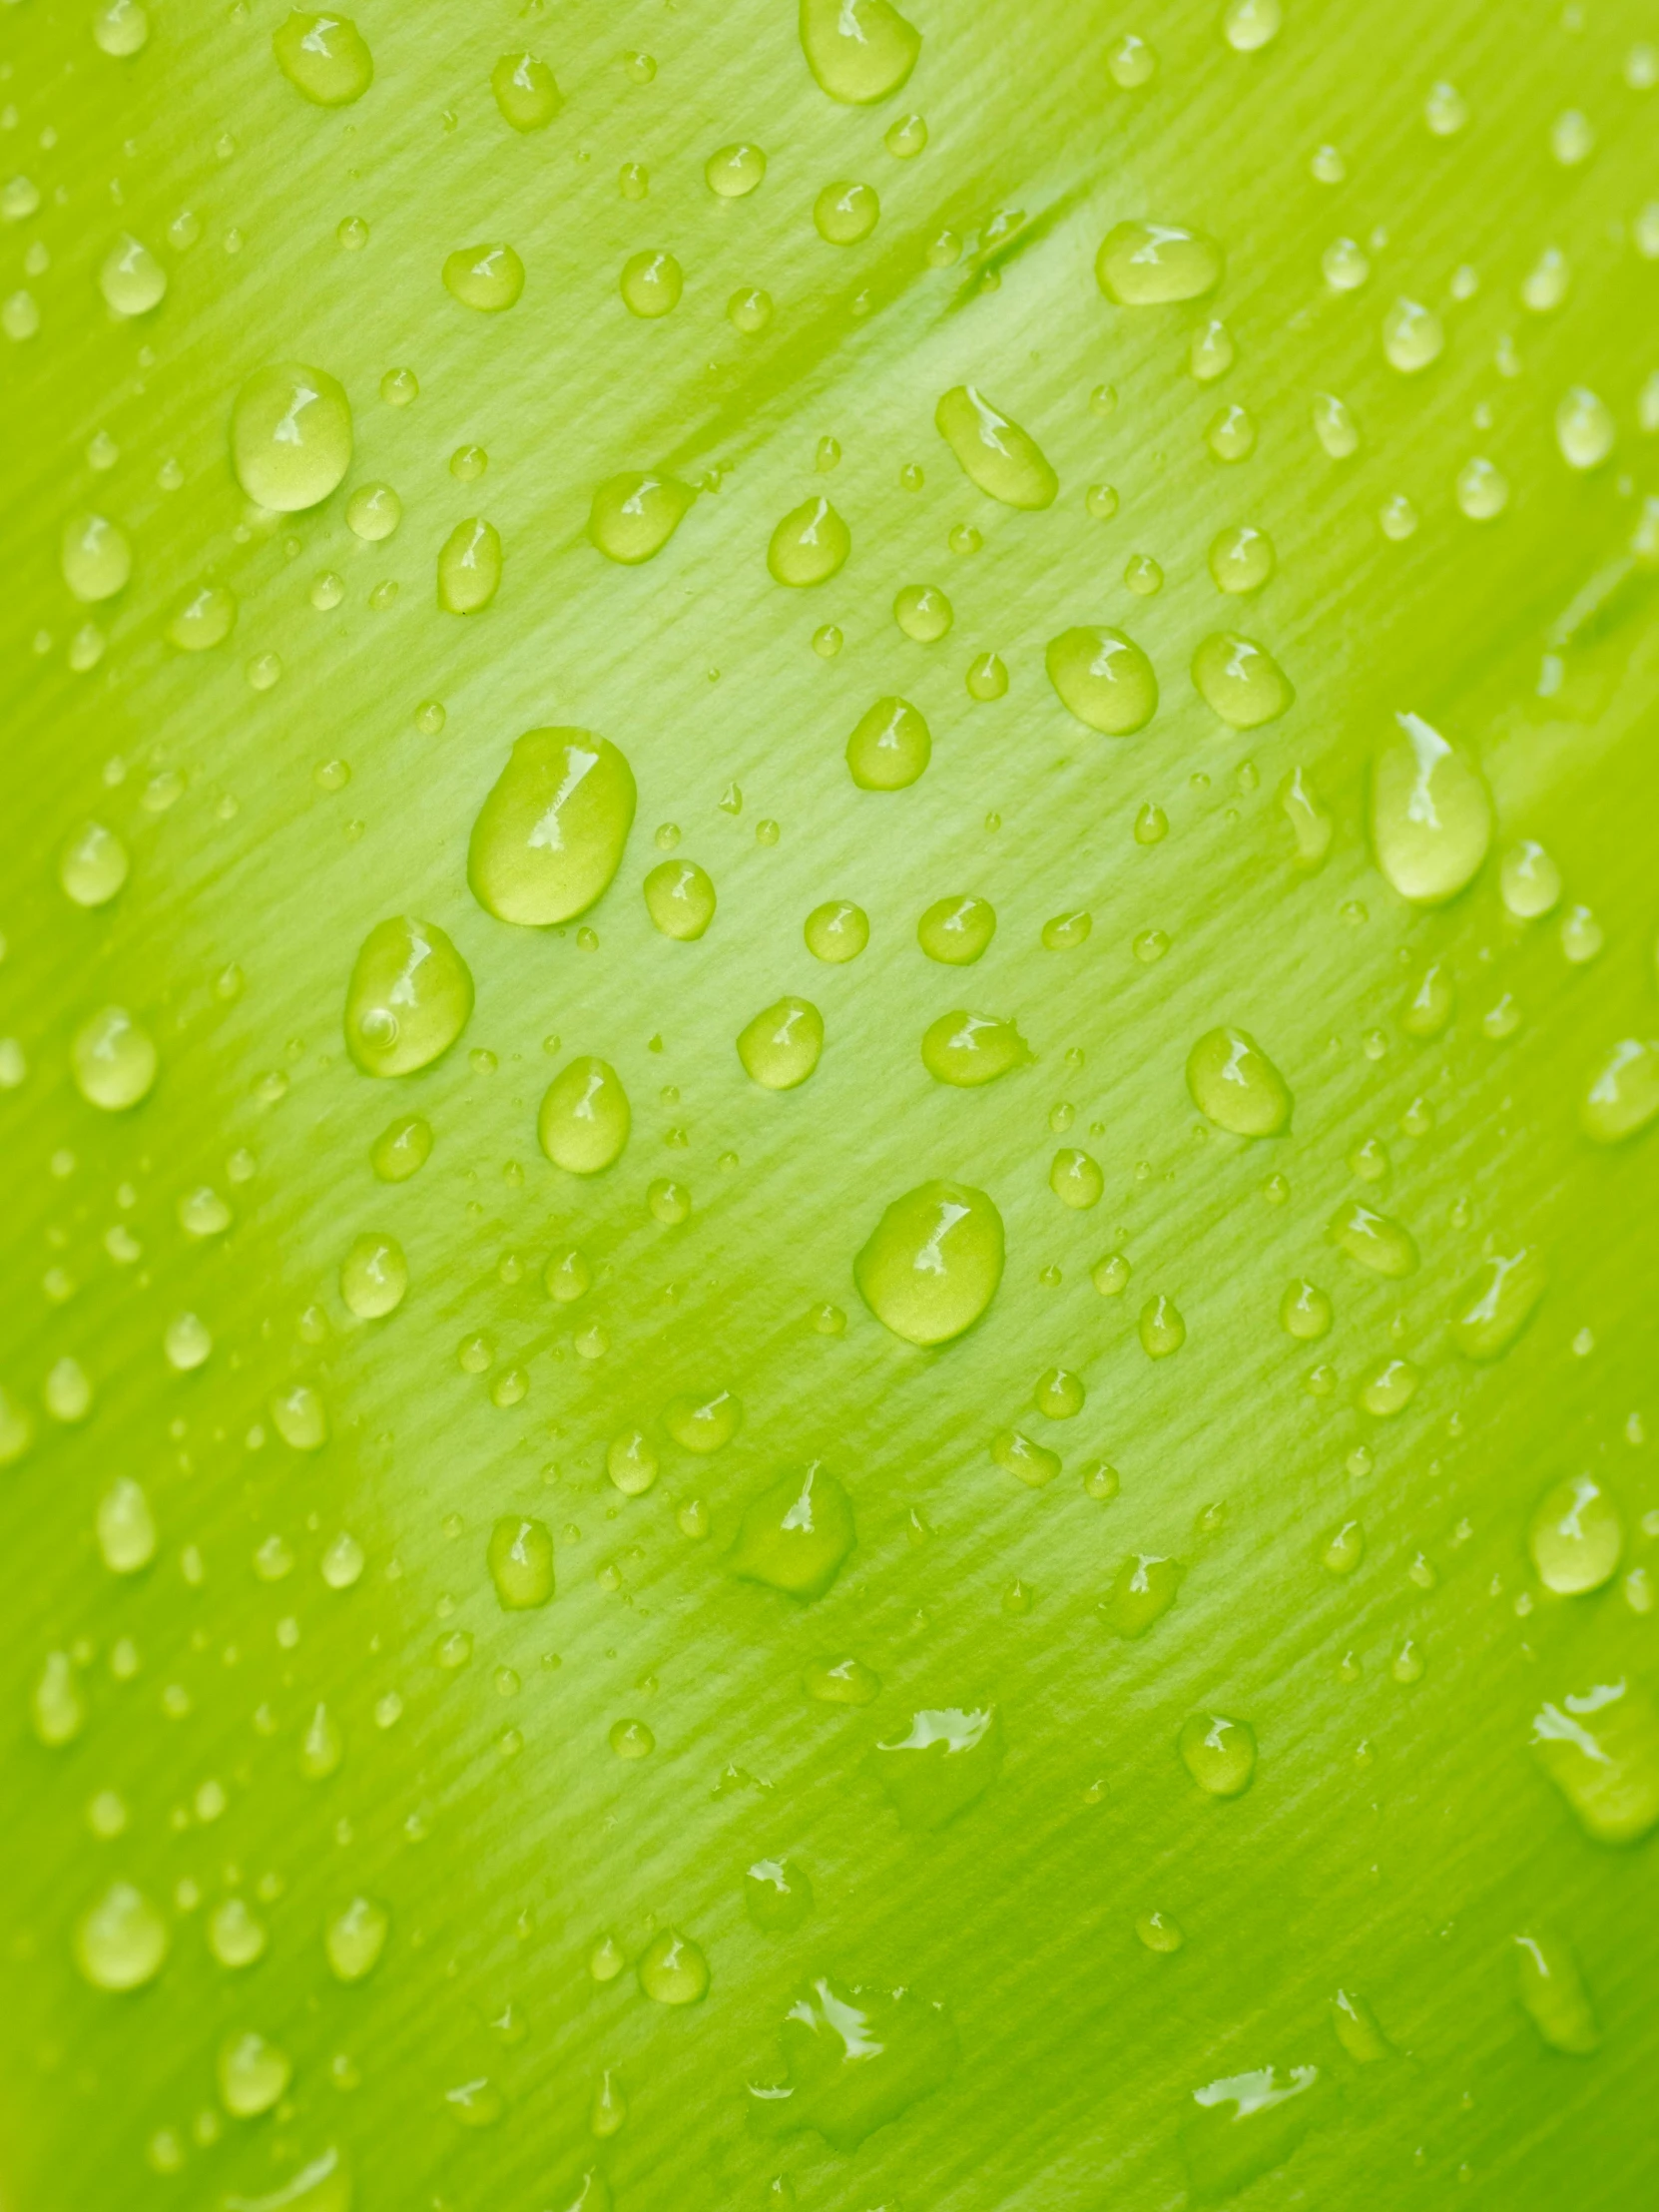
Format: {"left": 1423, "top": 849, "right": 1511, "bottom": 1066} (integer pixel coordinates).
{"left": 768, "top": 496, "right": 849, "bottom": 586}
{"left": 538, "top": 1057, "right": 630, "bottom": 1173}
{"left": 492, "top": 51, "right": 562, "bottom": 132}
{"left": 72, "top": 1004, "right": 157, "bottom": 1110}
{"left": 442, "top": 244, "right": 525, "bottom": 311}
{"left": 1191, "top": 633, "right": 1294, "bottom": 729}
{"left": 1449, "top": 1247, "right": 1546, "bottom": 1359}
{"left": 488, "top": 1516, "right": 554, "bottom": 1608}
{"left": 1096, "top": 222, "right": 1222, "bottom": 304}
{"left": 97, "top": 1477, "right": 157, "bottom": 1572}
{"left": 1514, "top": 1932, "right": 1599, "bottom": 2054}
{"left": 468, "top": 729, "right": 636, "bottom": 925}
{"left": 100, "top": 233, "right": 166, "bottom": 316}
{"left": 76, "top": 1882, "right": 168, "bottom": 1989}
{"left": 1381, "top": 295, "right": 1443, "bottom": 373}
{"left": 917, "top": 895, "right": 994, "bottom": 963}
{"left": 1555, "top": 385, "right": 1615, "bottom": 470}
{"left": 1580, "top": 1038, "right": 1659, "bottom": 1143}
{"left": 371, "top": 1114, "right": 431, "bottom": 1182}
{"left": 1186, "top": 1026, "right": 1292, "bottom": 1134}
{"left": 846, "top": 696, "right": 929, "bottom": 789}
{"left": 1499, "top": 839, "right": 1561, "bottom": 918}
{"left": 991, "top": 1429, "right": 1060, "bottom": 1486}
{"left": 732, "top": 1463, "right": 854, "bottom": 1598}
{"left": 274, "top": 10, "right": 372, "bottom": 105}
{"left": 738, "top": 997, "right": 824, "bottom": 1089}
{"left": 920, "top": 1011, "right": 1028, "bottom": 1087}
{"left": 61, "top": 513, "right": 131, "bottom": 602}
{"left": 1278, "top": 767, "right": 1332, "bottom": 867}
{"left": 1179, "top": 1711, "right": 1255, "bottom": 1796}
{"left": 855, "top": 1181, "right": 1004, "bottom": 1345}
{"left": 167, "top": 583, "right": 237, "bottom": 651}
{"left": 1329, "top": 1201, "right": 1417, "bottom": 1278}
{"left": 1530, "top": 1473, "right": 1623, "bottom": 1595}
{"left": 1370, "top": 711, "right": 1491, "bottom": 903}
{"left": 1532, "top": 1680, "right": 1659, "bottom": 1844}
{"left": 588, "top": 472, "right": 696, "bottom": 564}
{"left": 437, "top": 518, "right": 502, "bottom": 613}
{"left": 1101, "top": 1553, "right": 1183, "bottom": 1637}
{"left": 232, "top": 363, "right": 352, "bottom": 511}
{"left": 1046, "top": 626, "right": 1157, "bottom": 735}
{"left": 933, "top": 386, "right": 1057, "bottom": 509}
{"left": 799, "top": 0, "right": 920, "bottom": 103}
{"left": 343, "top": 917, "right": 473, "bottom": 1076}
{"left": 340, "top": 1233, "right": 407, "bottom": 1319}
{"left": 325, "top": 1896, "right": 388, "bottom": 1980}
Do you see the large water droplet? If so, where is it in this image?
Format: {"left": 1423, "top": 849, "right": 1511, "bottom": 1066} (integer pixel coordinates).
{"left": 99, "top": 233, "right": 166, "bottom": 315}
{"left": 1369, "top": 711, "right": 1491, "bottom": 903}
{"left": 167, "top": 583, "right": 237, "bottom": 651}
{"left": 1514, "top": 1932, "right": 1599, "bottom": 2054}
{"left": 933, "top": 386, "right": 1057, "bottom": 509}
{"left": 1381, "top": 296, "right": 1443, "bottom": 373}
{"left": 72, "top": 1004, "right": 157, "bottom": 1109}
{"left": 1181, "top": 2065, "right": 1325, "bottom": 2203}
{"left": 1449, "top": 1247, "right": 1546, "bottom": 1360}
{"left": 1328, "top": 1201, "right": 1417, "bottom": 1278}
{"left": 644, "top": 859, "right": 716, "bottom": 939}
{"left": 917, "top": 895, "right": 995, "bottom": 963}
{"left": 492, "top": 51, "right": 562, "bottom": 132}
{"left": 805, "top": 899, "right": 867, "bottom": 962}
{"left": 768, "top": 497, "right": 850, "bottom": 586}
{"left": 620, "top": 250, "right": 683, "bottom": 315}
{"left": 59, "top": 821, "right": 129, "bottom": 907}
{"left": 1096, "top": 222, "right": 1223, "bottom": 303}
{"left": 799, "top": 0, "right": 921, "bottom": 103}
{"left": 232, "top": 363, "right": 352, "bottom": 511}
{"left": 738, "top": 997, "right": 824, "bottom": 1089}
{"left": 343, "top": 917, "right": 473, "bottom": 1076}
{"left": 588, "top": 472, "right": 696, "bottom": 564}
{"left": 1555, "top": 385, "right": 1616, "bottom": 471}
{"left": 639, "top": 1930, "right": 709, "bottom": 2004}
{"left": 339, "top": 1233, "right": 407, "bottom": 1319}
{"left": 1191, "top": 633, "right": 1294, "bottom": 728}
{"left": 274, "top": 10, "right": 372, "bottom": 104}
{"left": 220, "top": 2030, "right": 293, "bottom": 2118}
{"left": 75, "top": 1881, "right": 168, "bottom": 1989}
{"left": 468, "top": 730, "right": 636, "bottom": 925}
{"left": 1531, "top": 1679, "right": 1659, "bottom": 1844}
{"left": 325, "top": 1895, "right": 388, "bottom": 1980}
{"left": 1045, "top": 626, "right": 1158, "bottom": 735}
{"left": 442, "top": 244, "right": 525, "bottom": 311}
{"left": 1186, "top": 1026, "right": 1292, "bottom": 1134}
{"left": 488, "top": 1516, "right": 554, "bottom": 1608}
{"left": 1530, "top": 1473, "right": 1623, "bottom": 1595}
{"left": 437, "top": 518, "right": 502, "bottom": 613}
{"left": 1101, "top": 1553, "right": 1183, "bottom": 1637}
{"left": 920, "top": 1011, "right": 1029, "bottom": 1087}
{"left": 1580, "top": 1038, "right": 1659, "bottom": 1143}
{"left": 874, "top": 1706, "right": 1003, "bottom": 1827}
{"left": 538, "top": 1057, "right": 630, "bottom": 1173}
{"left": 1178, "top": 1711, "right": 1255, "bottom": 1796}
{"left": 732, "top": 1464, "right": 854, "bottom": 1598}
{"left": 854, "top": 1181, "right": 1004, "bottom": 1345}
{"left": 845, "top": 696, "right": 930, "bottom": 789}
{"left": 61, "top": 513, "right": 132, "bottom": 602}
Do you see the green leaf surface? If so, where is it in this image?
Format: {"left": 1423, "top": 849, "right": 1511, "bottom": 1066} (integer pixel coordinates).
{"left": 3, "top": 2, "right": 1659, "bottom": 2208}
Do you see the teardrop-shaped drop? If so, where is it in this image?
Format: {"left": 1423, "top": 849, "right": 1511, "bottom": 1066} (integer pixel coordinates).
{"left": 468, "top": 730, "right": 636, "bottom": 926}
{"left": 343, "top": 917, "right": 474, "bottom": 1077}
{"left": 1370, "top": 711, "right": 1492, "bottom": 903}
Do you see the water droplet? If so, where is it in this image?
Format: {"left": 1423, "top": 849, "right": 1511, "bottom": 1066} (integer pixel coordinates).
{"left": 642, "top": 858, "right": 716, "bottom": 941}
{"left": 747, "top": 1859, "right": 813, "bottom": 1933}
{"left": 166, "top": 583, "right": 237, "bottom": 651}
{"left": 811, "top": 180, "right": 878, "bottom": 245}
{"left": 1106, "top": 32, "right": 1158, "bottom": 87}
{"left": 538, "top": 1057, "right": 630, "bottom": 1173}
{"left": 920, "top": 1011, "right": 1029, "bottom": 1088}
{"left": 100, "top": 233, "right": 166, "bottom": 315}
{"left": 371, "top": 1114, "right": 431, "bottom": 1182}
{"left": 737, "top": 997, "right": 825, "bottom": 1090}
{"left": 1046, "top": 626, "right": 1157, "bottom": 735}
{"left": 208, "top": 1897, "right": 268, "bottom": 1969}
{"left": 1101, "top": 1553, "right": 1183, "bottom": 1637}
{"left": 1208, "top": 524, "right": 1274, "bottom": 594}
{"left": 845, "top": 696, "right": 930, "bottom": 790}
{"left": 1529, "top": 1473, "right": 1623, "bottom": 1595}
{"left": 1280, "top": 1280, "right": 1333, "bottom": 1342}
{"left": 1322, "top": 1520, "right": 1365, "bottom": 1575}
{"left": 325, "top": 1895, "right": 388, "bottom": 1980}
{"left": 1514, "top": 1932, "right": 1598, "bottom": 2054}
{"left": 1186, "top": 1027, "right": 1292, "bottom": 1135}
{"left": 1137, "top": 1294, "right": 1185, "bottom": 1358}
{"left": 59, "top": 821, "right": 129, "bottom": 909}
{"left": 1050, "top": 1149, "right": 1104, "bottom": 1210}
{"left": 1321, "top": 236, "right": 1370, "bottom": 292}
{"left": 933, "top": 385, "right": 1057, "bottom": 509}
{"left": 492, "top": 51, "right": 562, "bottom": 132}
{"left": 60, "top": 513, "right": 132, "bottom": 604}
{"left": 587, "top": 471, "right": 697, "bottom": 566}
{"left": 72, "top": 1004, "right": 157, "bottom": 1110}
{"left": 1381, "top": 296, "right": 1443, "bottom": 374}
{"left": 1423, "top": 78, "right": 1468, "bottom": 134}
{"left": 435, "top": 517, "right": 502, "bottom": 614}
{"left": 732, "top": 1464, "right": 854, "bottom": 1598}
{"left": 917, "top": 894, "right": 994, "bottom": 964}
{"left": 443, "top": 243, "right": 525, "bottom": 312}
{"left": 804, "top": 899, "right": 867, "bottom": 962}
{"left": 1043, "top": 910, "right": 1092, "bottom": 950}
{"left": 1096, "top": 221, "right": 1223, "bottom": 304}
{"left": 893, "top": 582, "right": 952, "bottom": 642}
{"left": 1449, "top": 1247, "right": 1545, "bottom": 1362}
{"left": 1330, "top": 1989, "right": 1390, "bottom": 2063}
{"left": 1329, "top": 1201, "right": 1417, "bottom": 1278}
{"left": 76, "top": 1881, "right": 168, "bottom": 1989}
{"left": 799, "top": 0, "right": 920, "bottom": 104}
{"left": 1455, "top": 454, "right": 1509, "bottom": 520}
{"left": 1222, "top": 0, "right": 1281, "bottom": 51}
{"left": 729, "top": 285, "right": 774, "bottom": 331}
{"left": 1555, "top": 385, "right": 1615, "bottom": 471}
{"left": 639, "top": 1929, "right": 709, "bottom": 2004}
{"left": 93, "top": 1, "right": 150, "bottom": 57}
{"left": 1559, "top": 904, "right": 1603, "bottom": 963}
{"left": 1179, "top": 1711, "right": 1255, "bottom": 1796}
{"left": 706, "top": 141, "right": 766, "bottom": 198}
{"left": 1205, "top": 402, "right": 1258, "bottom": 461}
{"left": 274, "top": 10, "right": 372, "bottom": 105}
{"left": 617, "top": 249, "right": 681, "bottom": 316}
{"left": 1189, "top": 317, "right": 1235, "bottom": 381}
{"left": 219, "top": 2030, "right": 291, "bottom": 2118}
{"left": 875, "top": 1706, "right": 1003, "bottom": 1828}
{"left": 1370, "top": 712, "right": 1491, "bottom": 903}
{"left": 468, "top": 730, "right": 636, "bottom": 925}
{"left": 343, "top": 917, "right": 472, "bottom": 1076}
{"left": 855, "top": 1181, "right": 1003, "bottom": 1345}
{"left": 768, "top": 496, "right": 849, "bottom": 586}
{"left": 339, "top": 1233, "right": 407, "bottom": 1319}
{"left": 1086, "top": 482, "right": 1119, "bottom": 519}
{"left": 1191, "top": 634, "right": 1294, "bottom": 729}
{"left": 231, "top": 363, "right": 352, "bottom": 511}
{"left": 1581, "top": 1038, "right": 1659, "bottom": 1143}
{"left": 1358, "top": 1357, "right": 1419, "bottom": 1417}
{"left": 1312, "top": 390, "right": 1361, "bottom": 458}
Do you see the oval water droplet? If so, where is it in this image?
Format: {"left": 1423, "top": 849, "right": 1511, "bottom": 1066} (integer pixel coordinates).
{"left": 799, "top": 0, "right": 920, "bottom": 104}
{"left": 917, "top": 895, "right": 994, "bottom": 964}
{"left": 1209, "top": 524, "right": 1274, "bottom": 594}
{"left": 488, "top": 1516, "right": 554, "bottom": 1608}
{"left": 920, "top": 1011, "right": 1029, "bottom": 1087}
{"left": 59, "top": 822, "right": 129, "bottom": 908}
{"left": 846, "top": 696, "right": 929, "bottom": 790}
{"left": 1449, "top": 1247, "right": 1546, "bottom": 1360}
{"left": 933, "top": 386, "right": 1058, "bottom": 509}
{"left": 619, "top": 249, "right": 683, "bottom": 315}
{"left": 855, "top": 1181, "right": 1004, "bottom": 1345}
{"left": 1530, "top": 1473, "right": 1623, "bottom": 1595}
{"left": 442, "top": 243, "right": 525, "bottom": 312}
{"left": 1555, "top": 385, "right": 1615, "bottom": 471}
{"left": 805, "top": 900, "right": 868, "bottom": 962}
{"left": 1045, "top": 626, "right": 1158, "bottom": 735}
{"left": 738, "top": 997, "right": 825, "bottom": 1089}
{"left": 60, "top": 513, "right": 132, "bottom": 602}
{"left": 1096, "top": 222, "right": 1223, "bottom": 304}
{"left": 1191, "top": 633, "right": 1294, "bottom": 729}
{"left": 72, "top": 1004, "right": 157, "bottom": 1110}
{"left": 1186, "top": 1026, "right": 1291, "bottom": 1135}
{"left": 538, "top": 1058, "right": 630, "bottom": 1173}
{"left": 343, "top": 917, "right": 473, "bottom": 1076}
{"left": 1370, "top": 712, "right": 1491, "bottom": 903}
{"left": 1514, "top": 1932, "right": 1599, "bottom": 2054}
{"left": 340, "top": 1233, "right": 407, "bottom": 1319}
{"left": 232, "top": 363, "right": 352, "bottom": 511}
{"left": 436, "top": 518, "right": 501, "bottom": 614}
{"left": 644, "top": 859, "right": 716, "bottom": 940}
{"left": 325, "top": 1895, "right": 388, "bottom": 1980}
{"left": 1050, "top": 1149, "right": 1104, "bottom": 1210}
{"left": 1580, "top": 1038, "right": 1659, "bottom": 1143}
{"left": 274, "top": 10, "right": 372, "bottom": 105}
{"left": 371, "top": 1114, "right": 431, "bottom": 1182}
{"left": 1178, "top": 1711, "right": 1255, "bottom": 1796}
{"left": 639, "top": 1930, "right": 710, "bottom": 2004}
{"left": 1381, "top": 296, "right": 1443, "bottom": 373}
{"left": 732, "top": 1463, "right": 854, "bottom": 1597}
{"left": 588, "top": 472, "right": 696, "bottom": 564}
{"left": 492, "top": 51, "right": 562, "bottom": 132}
{"left": 166, "top": 583, "right": 237, "bottom": 651}
{"left": 468, "top": 729, "right": 636, "bottom": 926}
{"left": 76, "top": 1881, "right": 168, "bottom": 1989}
{"left": 99, "top": 233, "right": 166, "bottom": 316}
{"left": 1328, "top": 1201, "right": 1418, "bottom": 1278}
{"left": 768, "top": 497, "right": 849, "bottom": 586}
